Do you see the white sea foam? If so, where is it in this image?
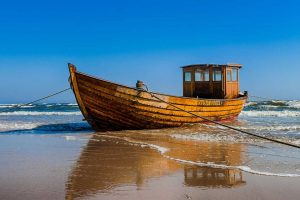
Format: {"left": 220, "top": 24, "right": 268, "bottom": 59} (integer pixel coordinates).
{"left": 45, "top": 103, "right": 78, "bottom": 107}
{"left": 0, "top": 122, "right": 41, "bottom": 131}
{"left": 19, "top": 105, "right": 35, "bottom": 108}
{"left": 143, "top": 143, "right": 169, "bottom": 154}
{"left": 0, "top": 104, "right": 35, "bottom": 108}
{"left": 166, "top": 156, "right": 300, "bottom": 177}
{"left": 230, "top": 124, "right": 300, "bottom": 132}
{"left": 0, "top": 121, "right": 91, "bottom": 132}
{"left": 67, "top": 103, "right": 78, "bottom": 106}
{"left": 0, "top": 111, "right": 82, "bottom": 116}
{"left": 241, "top": 110, "right": 300, "bottom": 117}
{"left": 0, "top": 104, "right": 17, "bottom": 108}
{"left": 246, "top": 100, "right": 300, "bottom": 109}
{"left": 245, "top": 102, "right": 258, "bottom": 107}
{"left": 258, "top": 105, "right": 280, "bottom": 108}
{"left": 287, "top": 100, "right": 300, "bottom": 109}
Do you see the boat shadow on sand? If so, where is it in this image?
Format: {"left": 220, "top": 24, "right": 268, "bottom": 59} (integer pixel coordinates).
{"left": 66, "top": 132, "right": 247, "bottom": 200}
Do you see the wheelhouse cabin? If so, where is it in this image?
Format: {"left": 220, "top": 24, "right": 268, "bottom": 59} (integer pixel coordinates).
{"left": 182, "top": 64, "right": 242, "bottom": 99}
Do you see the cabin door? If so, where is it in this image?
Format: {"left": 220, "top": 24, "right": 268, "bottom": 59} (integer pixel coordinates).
{"left": 212, "top": 69, "right": 223, "bottom": 98}
{"left": 183, "top": 71, "right": 193, "bottom": 97}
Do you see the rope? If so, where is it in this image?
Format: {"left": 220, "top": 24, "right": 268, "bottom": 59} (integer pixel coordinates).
{"left": 0, "top": 88, "right": 71, "bottom": 113}
{"left": 141, "top": 87, "right": 300, "bottom": 149}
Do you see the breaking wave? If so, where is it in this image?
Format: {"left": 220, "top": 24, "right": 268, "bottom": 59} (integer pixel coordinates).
{"left": 245, "top": 100, "right": 300, "bottom": 110}
{"left": 0, "top": 121, "right": 41, "bottom": 131}
{"left": 287, "top": 101, "right": 300, "bottom": 108}
{"left": 0, "top": 103, "right": 87, "bottom": 134}
{"left": 0, "top": 104, "right": 35, "bottom": 108}
{"left": 0, "top": 122, "right": 92, "bottom": 133}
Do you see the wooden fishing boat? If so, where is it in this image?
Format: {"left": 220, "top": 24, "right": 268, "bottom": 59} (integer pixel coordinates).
{"left": 68, "top": 63, "right": 247, "bottom": 131}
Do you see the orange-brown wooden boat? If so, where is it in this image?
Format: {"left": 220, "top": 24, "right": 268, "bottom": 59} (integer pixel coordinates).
{"left": 68, "top": 63, "right": 247, "bottom": 131}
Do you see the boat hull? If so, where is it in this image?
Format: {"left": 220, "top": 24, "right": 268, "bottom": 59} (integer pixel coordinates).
{"left": 69, "top": 64, "right": 247, "bottom": 131}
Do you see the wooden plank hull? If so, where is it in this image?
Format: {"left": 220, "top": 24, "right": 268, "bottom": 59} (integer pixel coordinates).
{"left": 68, "top": 64, "right": 247, "bottom": 131}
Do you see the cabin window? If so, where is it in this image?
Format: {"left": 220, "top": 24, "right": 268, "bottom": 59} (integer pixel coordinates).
{"left": 232, "top": 69, "right": 238, "bottom": 81}
{"left": 195, "top": 72, "right": 201, "bottom": 81}
{"left": 204, "top": 70, "right": 210, "bottom": 81}
{"left": 227, "top": 70, "right": 232, "bottom": 81}
{"left": 213, "top": 70, "right": 222, "bottom": 81}
{"left": 184, "top": 72, "right": 191, "bottom": 82}
{"left": 195, "top": 69, "right": 209, "bottom": 81}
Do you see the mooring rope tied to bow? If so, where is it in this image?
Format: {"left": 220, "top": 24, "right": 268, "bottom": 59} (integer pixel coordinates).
{"left": 0, "top": 88, "right": 71, "bottom": 113}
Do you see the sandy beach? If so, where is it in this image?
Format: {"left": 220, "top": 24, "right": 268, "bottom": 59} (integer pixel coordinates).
{"left": 1, "top": 127, "right": 299, "bottom": 200}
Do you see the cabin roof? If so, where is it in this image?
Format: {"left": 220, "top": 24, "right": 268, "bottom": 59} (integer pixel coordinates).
{"left": 181, "top": 63, "right": 242, "bottom": 68}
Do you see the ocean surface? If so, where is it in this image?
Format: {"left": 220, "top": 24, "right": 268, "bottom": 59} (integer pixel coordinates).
{"left": 0, "top": 103, "right": 90, "bottom": 134}
{"left": 1, "top": 100, "right": 300, "bottom": 138}
{"left": 0, "top": 100, "right": 300, "bottom": 178}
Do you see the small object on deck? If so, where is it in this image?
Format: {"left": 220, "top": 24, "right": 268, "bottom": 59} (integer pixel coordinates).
{"left": 136, "top": 80, "right": 145, "bottom": 91}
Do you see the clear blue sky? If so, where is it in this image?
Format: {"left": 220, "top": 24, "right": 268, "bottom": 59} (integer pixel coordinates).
{"left": 0, "top": 0, "right": 300, "bottom": 103}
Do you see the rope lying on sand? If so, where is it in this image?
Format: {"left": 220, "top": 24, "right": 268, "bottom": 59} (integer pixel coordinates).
{"left": 141, "top": 87, "right": 300, "bottom": 150}
{"left": 0, "top": 88, "right": 71, "bottom": 113}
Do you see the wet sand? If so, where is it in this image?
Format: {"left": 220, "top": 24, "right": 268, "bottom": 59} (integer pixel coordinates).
{"left": 0, "top": 129, "right": 299, "bottom": 200}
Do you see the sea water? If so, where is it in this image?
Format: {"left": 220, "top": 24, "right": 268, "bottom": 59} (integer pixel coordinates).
{"left": 0, "top": 101, "right": 299, "bottom": 177}
{"left": 0, "top": 103, "right": 91, "bottom": 134}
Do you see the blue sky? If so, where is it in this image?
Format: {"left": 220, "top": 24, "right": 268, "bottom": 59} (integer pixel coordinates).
{"left": 0, "top": 0, "right": 300, "bottom": 103}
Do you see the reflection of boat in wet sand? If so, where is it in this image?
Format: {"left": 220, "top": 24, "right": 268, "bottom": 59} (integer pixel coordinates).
{"left": 184, "top": 166, "right": 245, "bottom": 188}
{"left": 68, "top": 63, "right": 247, "bottom": 131}
{"left": 66, "top": 133, "right": 247, "bottom": 199}
{"left": 66, "top": 136, "right": 181, "bottom": 200}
